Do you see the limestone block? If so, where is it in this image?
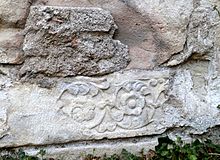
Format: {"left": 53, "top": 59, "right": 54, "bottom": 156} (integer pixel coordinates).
{"left": 0, "top": 0, "right": 219, "bottom": 153}
{"left": 25, "top": 137, "right": 158, "bottom": 160}
{"left": 167, "top": 2, "right": 220, "bottom": 66}
{"left": 21, "top": 6, "right": 130, "bottom": 78}
{"left": 0, "top": 91, "right": 10, "bottom": 139}
{"left": 0, "top": 0, "right": 32, "bottom": 28}
{"left": 0, "top": 29, "right": 24, "bottom": 64}
{"left": 0, "top": 70, "right": 169, "bottom": 147}
{"left": 171, "top": 68, "right": 220, "bottom": 133}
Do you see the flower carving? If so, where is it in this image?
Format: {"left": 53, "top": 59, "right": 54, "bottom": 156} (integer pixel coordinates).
{"left": 60, "top": 101, "right": 96, "bottom": 123}
{"left": 116, "top": 81, "right": 151, "bottom": 114}
{"left": 112, "top": 81, "right": 154, "bottom": 129}
{"left": 71, "top": 105, "right": 95, "bottom": 123}
{"left": 119, "top": 92, "right": 145, "bottom": 116}
{"left": 57, "top": 78, "right": 168, "bottom": 133}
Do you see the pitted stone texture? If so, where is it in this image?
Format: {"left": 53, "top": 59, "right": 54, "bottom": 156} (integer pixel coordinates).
{"left": 34, "top": 0, "right": 194, "bottom": 69}
{"left": 170, "top": 65, "right": 220, "bottom": 134}
{"left": 0, "top": 70, "right": 170, "bottom": 147}
{"left": 0, "top": 87, "right": 10, "bottom": 139}
{"left": 0, "top": 69, "right": 219, "bottom": 148}
{"left": 25, "top": 138, "right": 158, "bottom": 160}
{"left": 21, "top": 6, "right": 129, "bottom": 78}
{"left": 167, "top": 2, "right": 220, "bottom": 66}
{"left": 0, "top": 0, "right": 32, "bottom": 28}
{"left": 0, "top": 29, "right": 24, "bottom": 64}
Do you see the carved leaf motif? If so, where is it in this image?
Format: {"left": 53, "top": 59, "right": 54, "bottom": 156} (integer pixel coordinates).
{"left": 57, "top": 77, "right": 168, "bottom": 133}
{"left": 110, "top": 108, "right": 124, "bottom": 122}
{"left": 58, "top": 81, "right": 110, "bottom": 99}
{"left": 0, "top": 105, "right": 9, "bottom": 138}
{"left": 113, "top": 81, "right": 155, "bottom": 130}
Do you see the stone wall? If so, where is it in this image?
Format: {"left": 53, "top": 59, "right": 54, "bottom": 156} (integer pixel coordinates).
{"left": 0, "top": 0, "right": 220, "bottom": 159}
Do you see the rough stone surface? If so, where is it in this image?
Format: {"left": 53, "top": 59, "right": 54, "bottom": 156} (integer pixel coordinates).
{"left": 0, "top": 0, "right": 220, "bottom": 159}
{"left": 0, "top": 0, "right": 32, "bottom": 28}
{"left": 21, "top": 6, "right": 130, "bottom": 78}
{"left": 167, "top": 1, "right": 220, "bottom": 66}
{"left": 24, "top": 137, "right": 158, "bottom": 160}
{"left": 121, "top": 0, "right": 194, "bottom": 67}
{"left": 0, "top": 29, "right": 24, "bottom": 64}
{"left": 0, "top": 70, "right": 170, "bottom": 147}
{"left": 34, "top": 0, "right": 194, "bottom": 69}
{"left": 0, "top": 68, "right": 219, "bottom": 149}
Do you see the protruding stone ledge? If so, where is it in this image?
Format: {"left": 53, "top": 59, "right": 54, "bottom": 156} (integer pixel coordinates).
{"left": 24, "top": 137, "right": 158, "bottom": 160}
{"left": 25, "top": 6, "right": 117, "bottom": 33}
{"left": 21, "top": 6, "right": 130, "bottom": 78}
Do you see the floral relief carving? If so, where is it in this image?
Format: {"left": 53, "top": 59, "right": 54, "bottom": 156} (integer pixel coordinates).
{"left": 0, "top": 101, "right": 10, "bottom": 138}
{"left": 58, "top": 76, "right": 169, "bottom": 133}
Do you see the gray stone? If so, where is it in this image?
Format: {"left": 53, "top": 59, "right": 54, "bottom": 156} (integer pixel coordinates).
{"left": 0, "top": 70, "right": 169, "bottom": 147}
{"left": 0, "top": 0, "right": 220, "bottom": 156}
{"left": 170, "top": 67, "right": 220, "bottom": 133}
{"left": 0, "top": 29, "right": 24, "bottom": 64}
{"left": 0, "top": 68, "right": 219, "bottom": 148}
{"left": 0, "top": 89, "right": 10, "bottom": 139}
{"left": 0, "top": 0, "right": 32, "bottom": 28}
{"left": 21, "top": 6, "right": 130, "bottom": 78}
{"left": 166, "top": 2, "right": 220, "bottom": 66}
{"left": 24, "top": 137, "right": 158, "bottom": 160}
{"left": 33, "top": 0, "right": 194, "bottom": 69}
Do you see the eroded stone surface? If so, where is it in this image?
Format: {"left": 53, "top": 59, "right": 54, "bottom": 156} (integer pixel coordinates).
{"left": 0, "top": 29, "right": 24, "bottom": 64}
{"left": 122, "top": 0, "right": 194, "bottom": 67}
{"left": 21, "top": 6, "right": 130, "bottom": 78}
{"left": 0, "top": 0, "right": 220, "bottom": 156}
{"left": 167, "top": 1, "right": 220, "bottom": 66}
{"left": 34, "top": 0, "right": 194, "bottom": 68}
{"left": 25, "top": 137, "right": 158, "bottom": 160}
{"left": 0, "top": 68, "right": 219, "bottom": 148}
{"left": 0, "top": 0, "right": 32, "bottom": 28}
{"left": 0, "top": 91, "right": 9, "bottom": 139}
{"left": 0, "top": 70, "right": 170, "bottom": 147}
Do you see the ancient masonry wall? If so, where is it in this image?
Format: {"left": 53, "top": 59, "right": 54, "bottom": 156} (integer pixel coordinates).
{"left": 0, "top": 0, "right": 220, "bottom": 159}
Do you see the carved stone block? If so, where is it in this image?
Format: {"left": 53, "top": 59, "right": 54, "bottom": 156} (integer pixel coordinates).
{"left": 57, "top": 71, "right": 169, "bottom": 133}
{"left": 1, "top": 70, "right": 169, "bottom": 147}
{"left": 21, "top": 6, "right": 130, "bottom": 78}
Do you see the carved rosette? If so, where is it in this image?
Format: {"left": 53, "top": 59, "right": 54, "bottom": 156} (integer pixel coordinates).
{"left": 58, "top": 74, "right": 169, "bottom": 133}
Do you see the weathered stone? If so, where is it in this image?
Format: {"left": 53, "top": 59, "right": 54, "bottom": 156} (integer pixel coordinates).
{"left": 0, "top": 0, "right": 220, "bottom": 157}
{"left": 21, "top": 6, "right": 130, "bottom": 78}
{"left": 0, "top": 29, "right": 24, "bottom": 64}
{"left": 0, "top": 70, "right": 170, "bottom": 147}
{"left": 24, "top": 137, "right": 158, "bottom": 160}
{"left": 34, "top": 0, "right": 194, "bottom": 68}
{"left": 0, "top": 89, "right": 10, "bottom": 138}
{"left": 170, "top": 67, "right": 220, "bottom": 133}
{"left": 122, "top": 0, "right": 194, "bottom": 66}
{"left": 0, "top": 68, "right": 219, "bottom": 148}
{"left": 166, "top": 2, "right": 220, "bottom": 66}
{"left": 0, "top": 0, "right": 32, "bottom": 28}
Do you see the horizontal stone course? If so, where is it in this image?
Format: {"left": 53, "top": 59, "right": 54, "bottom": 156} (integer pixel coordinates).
{"left": 21, "top": 6, "right": 130, "bottom": 78}
{"left": 0, "top": 70, "right": 170, "bottom": 147}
